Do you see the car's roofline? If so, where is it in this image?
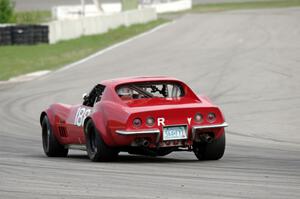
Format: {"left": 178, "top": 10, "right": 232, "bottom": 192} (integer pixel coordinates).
{"left": 100, "top": 76, "right": 182, "bottom": 87}
{"left": 99, "top": 76, "right": 201, "bottom": 104}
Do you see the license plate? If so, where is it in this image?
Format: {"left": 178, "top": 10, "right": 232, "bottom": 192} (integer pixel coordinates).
{"left": 163, "top": 126, "right": 187, "bottom": 141}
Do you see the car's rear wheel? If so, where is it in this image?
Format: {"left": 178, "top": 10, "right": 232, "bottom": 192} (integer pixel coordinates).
{"left": 42, "top": 116, "right": 68, "bottom": 157}
{"left": 85, "top": 120, "right": 118, "bottom": 162}
{"left": 193, "top": 132, "right": 225, "bottom": 160}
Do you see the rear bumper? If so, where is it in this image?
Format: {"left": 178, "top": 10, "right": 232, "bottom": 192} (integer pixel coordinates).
{"left": 192, "top": 122, "right": 228, "bottom": 140}
{"left": 115, "top": 122, "right": 228, "bottom": 145}
{"left": 116, "top": 129, "right": 160, "bottom": 143}
{"left": 192, "top": 122, "right": 228, "bottom": 130}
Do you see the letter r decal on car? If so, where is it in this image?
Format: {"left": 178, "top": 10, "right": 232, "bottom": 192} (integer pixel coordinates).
{"left": 157, "top": 117, "right": 165, "bottom": 126}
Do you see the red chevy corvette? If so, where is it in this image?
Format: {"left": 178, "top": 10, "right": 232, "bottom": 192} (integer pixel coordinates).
{"left": 40, "top": 76, "right": 228, "bottom": 161}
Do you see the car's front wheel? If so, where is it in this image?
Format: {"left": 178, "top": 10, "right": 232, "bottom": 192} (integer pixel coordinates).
{"left": 193, "top": 132, "right": 225, "bottom": 160}
{"left": 85, "top": 120, "right": 118, "bottom": 162}
{"left": 42, "top": 116, "right": 68, "bottom": 157}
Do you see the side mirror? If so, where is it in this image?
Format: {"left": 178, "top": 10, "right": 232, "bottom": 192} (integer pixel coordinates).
{"left": 82, "top": 93, "right": 88, "bottom": 100}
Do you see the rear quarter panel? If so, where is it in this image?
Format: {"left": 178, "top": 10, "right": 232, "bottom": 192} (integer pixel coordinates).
{"left": 91, "top": 100, "right": 130, "bottom": 146}
{"left": 42, "top": 103, "right": 72, "bottom": 144}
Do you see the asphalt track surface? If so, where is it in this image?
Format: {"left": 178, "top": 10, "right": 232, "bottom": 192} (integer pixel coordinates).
{"left": 1, "top": 8, "right": 300, "bottom": 199}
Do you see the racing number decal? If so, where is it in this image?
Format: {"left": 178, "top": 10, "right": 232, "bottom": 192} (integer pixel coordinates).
{"left": 74, "top": 107, "right": 91, "bottom": 127}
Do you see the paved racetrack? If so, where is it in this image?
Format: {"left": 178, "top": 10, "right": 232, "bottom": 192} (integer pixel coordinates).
{"left": 0, "top": 8, "right": 300, "bottom": 198}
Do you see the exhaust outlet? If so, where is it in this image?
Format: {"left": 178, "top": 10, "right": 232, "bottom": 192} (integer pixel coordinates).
{"left": 142, "top": 140, "right": 149, "bottom": 147}
{"left": 200, "top": 134, "right": 214, "bottom": 143}
{"left": 132, "top": 138, "right": 150, "bottom": 147}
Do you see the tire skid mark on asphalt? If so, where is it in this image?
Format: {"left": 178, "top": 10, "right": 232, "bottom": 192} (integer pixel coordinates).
{"left": 217, "top": 95, "right": 300, "bottom": 105}
{"left": 19, "top": 86, "right": 78, "bottom": 119}
{"left": 208, "top": 17, "right": 272, "bottom": 102}
{"left": 0, "top": 87, "right": 76, "bottom": 134}
{"left": 1, "top": 157, "right": 299, "bottom": 185}
{"left": 1, "top": 159, "right": 299, "bottom": 181}
{"left": 227, "top": 130, "right": 300, "bottom": 146}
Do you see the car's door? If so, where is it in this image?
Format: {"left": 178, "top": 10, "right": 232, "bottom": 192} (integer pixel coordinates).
{"left": 65, "top": 104, "right": 92, "bottom": 144}
{"left": 66, "top": 84, "right": 105, "bottom": 144}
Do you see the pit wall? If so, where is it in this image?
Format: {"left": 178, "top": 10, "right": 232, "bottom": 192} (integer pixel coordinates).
{"left": 47, "top": 8, "right": 157, "bottom": 44}
{"left": 52, "top": 3, "right": 122, "bottom": 20}
{"left": 140, "top": 0, "right": 192, "bottom": 13}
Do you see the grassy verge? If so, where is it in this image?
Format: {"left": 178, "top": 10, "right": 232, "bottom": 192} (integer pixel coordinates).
{"left": 0, "top": 19, "right": 167, "bottom": 81}
{"left": 11, "top": 10, "right": 51, "bottom": 24}
{"left": 159, "top": 0, "right": 300, "bottom": 18}
{"left": 191, "top": 0, "right": 300, "bottom": 13}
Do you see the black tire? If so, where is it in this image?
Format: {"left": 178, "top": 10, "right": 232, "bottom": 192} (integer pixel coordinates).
{"left": 42, "top": 116, "right": 68, "bottom": 157}
{"left": 193, "top": 132, "right": 225, "bottom": 160}
{"left": 85, "top": 120, "right": 118, "bottom": 162}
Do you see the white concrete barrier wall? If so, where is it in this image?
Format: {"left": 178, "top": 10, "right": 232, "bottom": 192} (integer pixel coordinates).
{"left": 104, "top": 13, "right": 124, "bottom": 29}
{"left": 47, "top": 8, "right": 157, "bottom": 44}
{"left": 141, "top": 0, "right": 192, "bottom": 13}
{"left": 82, "top": 16, "right": 109, "bottom": 36}
{"left": 102, "top": 3, "right": 122, "bottom": 14}
{"left": 52, "top": 3, "right": 122, "bottom": 20}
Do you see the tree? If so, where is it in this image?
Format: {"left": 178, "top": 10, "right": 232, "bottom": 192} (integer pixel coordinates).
{"left": 0, "top": 0, "right": 14, "bottom": 23}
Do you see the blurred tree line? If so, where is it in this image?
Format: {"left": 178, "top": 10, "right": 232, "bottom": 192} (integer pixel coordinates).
{"left": 0, "top": 0, "right": 14, "bottom": 23}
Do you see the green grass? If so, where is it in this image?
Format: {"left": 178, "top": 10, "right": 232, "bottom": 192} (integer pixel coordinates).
{"left": 2, "top": 0, "right": 300, "bottom": 81}
{"left": 0, "top": 19, "right": 167, "bottom": 80}
{"left": 122, "top": 0, "right": 139, "bottom": 11}
{"left": 11, "top": 10, "right": 51, "bottom": 24}
{"left": 190, "top": 0, "right": 300, "bottom": 13}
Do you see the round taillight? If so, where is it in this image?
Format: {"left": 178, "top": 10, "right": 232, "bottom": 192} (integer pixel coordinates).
{"left": 133, "top": 118, "right": 142, "bottom": 128}
{"left": 194, "top": 113, "right": 203, "bottom": 123}
{"left": 207, "top": 113, "right": 216, "bottom": 123}
{"left": 146, "top": 117, "right": 155, "bottom": 127}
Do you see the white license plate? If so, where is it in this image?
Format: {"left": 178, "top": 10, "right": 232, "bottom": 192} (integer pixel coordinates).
{"left": 163, "top": 126, "right": 187, "bottom": 141}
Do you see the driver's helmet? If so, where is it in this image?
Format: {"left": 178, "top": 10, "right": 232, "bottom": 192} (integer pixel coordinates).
{"left": 117, "top": 87, "right": 132, "bottom": 97}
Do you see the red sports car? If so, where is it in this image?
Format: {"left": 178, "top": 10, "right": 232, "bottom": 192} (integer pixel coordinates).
{"left": 40, "top": 76, "right": 228, "bottom": 161}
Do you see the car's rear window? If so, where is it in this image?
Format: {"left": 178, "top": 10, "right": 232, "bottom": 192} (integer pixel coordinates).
{"left": 116, "top": 82, "right": 184, "bottom": 100}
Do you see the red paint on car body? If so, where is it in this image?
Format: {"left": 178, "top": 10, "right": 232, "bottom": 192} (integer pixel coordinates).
{"left": 41, "top": 76, "right": 226, "bottom": 148}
